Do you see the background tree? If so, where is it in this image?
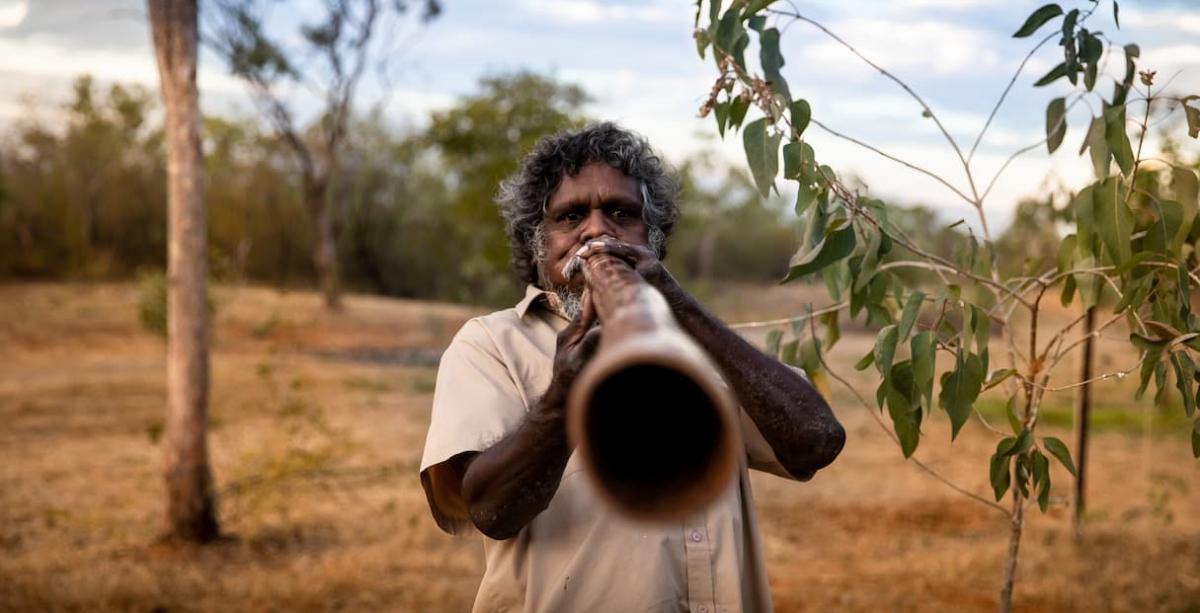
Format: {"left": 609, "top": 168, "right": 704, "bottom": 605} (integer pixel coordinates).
{"left": 206, "top": 0, "right": 440, "bottom": 309}
{"left": 148, "top": 0, "right": 219, "bottom": 543}
{"left": 693, "top": 0, "right": 1200, "bottom": 610}
{"left": 423, "top": 71, "right": 588, "bottom": 303}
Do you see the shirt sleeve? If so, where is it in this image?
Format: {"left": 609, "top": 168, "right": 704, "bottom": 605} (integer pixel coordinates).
{"left": 740, "top": 366, "right": 809, "bottom": 480}
{"left": 419, "top": 318, "right": 529, "bottom": 534}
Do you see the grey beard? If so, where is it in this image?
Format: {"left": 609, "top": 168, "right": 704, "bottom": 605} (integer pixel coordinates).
{"left": 553, "top": 287, "right": 584, "bottom": 321}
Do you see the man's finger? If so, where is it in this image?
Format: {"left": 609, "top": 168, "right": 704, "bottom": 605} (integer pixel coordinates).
{"left": 575, "top": 325, "right": 603, "bottom": 364}
{"left": 578, "top": 238, "right": 655, "bottom": 266}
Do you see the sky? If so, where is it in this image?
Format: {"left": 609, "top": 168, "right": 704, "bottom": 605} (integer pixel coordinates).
{"left": 1, "top": 0, "right": 1198, "bottom": 232}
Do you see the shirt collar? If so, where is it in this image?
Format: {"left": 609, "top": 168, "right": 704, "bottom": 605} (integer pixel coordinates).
{"left": 515, "top": 284, "right": 553, "bottom": 319}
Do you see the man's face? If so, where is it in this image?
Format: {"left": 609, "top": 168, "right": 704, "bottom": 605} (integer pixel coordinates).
{"left": 538, "top": 162, "right": 649, "bottom": 293}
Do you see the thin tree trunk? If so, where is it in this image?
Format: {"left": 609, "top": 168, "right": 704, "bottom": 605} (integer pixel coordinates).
{"left": 998, "top": 490, "right": 1025, "bottom": 613}
{"left": 1072, "top": 306, "right": 1095, "bottom": 539}
{"left": 148, "top": 0, "right": 219, "bottom": 543}
{"left": 305, "top": 177, "right": 341, "bottom": 309}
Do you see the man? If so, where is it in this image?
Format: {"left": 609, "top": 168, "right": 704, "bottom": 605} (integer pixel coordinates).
{"left": 420, "top": 122, "right": 845, "bottom": 612}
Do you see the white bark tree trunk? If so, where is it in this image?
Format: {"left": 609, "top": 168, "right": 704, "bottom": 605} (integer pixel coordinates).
{"left": 148, "top": 0, "right": 219, "bottom": 543}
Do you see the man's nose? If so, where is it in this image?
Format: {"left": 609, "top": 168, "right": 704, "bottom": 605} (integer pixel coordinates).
{"left": 578, "top": 209, "right": 613, "bottom": 243}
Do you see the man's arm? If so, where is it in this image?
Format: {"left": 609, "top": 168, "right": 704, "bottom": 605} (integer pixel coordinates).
{"left": 458, "top": 304, "right": 600, "bottom": 540}
{"left": 668, "top": 288, "right": 845, "bottom": 480}
{"left": 577, "top": 240, "right": 845, "bottom": 480}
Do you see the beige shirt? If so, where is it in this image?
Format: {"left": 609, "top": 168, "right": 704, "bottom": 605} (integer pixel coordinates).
{"left": 419, "top": 285, "right": 799, "bottom": 613}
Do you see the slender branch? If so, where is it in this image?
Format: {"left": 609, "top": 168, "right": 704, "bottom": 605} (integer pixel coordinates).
{"left": 968, "top": 32, "right": 1057, "bottom": 163}
{"left": 969, "top": 2, "right": 1101, "bottom": 165}
{"left": 728, "top": 301, "right": 847, "bottom": 330}
{"left": 767, "top": 8, "right": 975, "bottom": 195}
{"left": 1126, "top": 83, "right": 1153, "bottom": 201}
{"left": 808, "top": 119, "right": 976, "bottom": 207}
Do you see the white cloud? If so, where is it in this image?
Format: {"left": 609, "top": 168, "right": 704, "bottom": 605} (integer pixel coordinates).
{"left": 518, "top": 0, "right": 679, "bottom": 25}
{"left": 0, "top": 0, "right": 28, "bottom": 29}
{"left": 797, "top": 19, "right": 1003, "bottom": 77}
{"left": 1121, "top": 5, "right": 1200, "bottom": 35}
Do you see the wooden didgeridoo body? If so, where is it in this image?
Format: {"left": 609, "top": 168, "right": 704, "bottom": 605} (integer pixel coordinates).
{"left": 566, "top": 253, "right": 740, "bottom": 522}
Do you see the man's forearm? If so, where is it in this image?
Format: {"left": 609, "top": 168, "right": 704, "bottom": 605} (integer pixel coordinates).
{"left": 459, "top": 390, "right": 572, "bottom": 540}
{"left": 667, "top": 287, "right": 845, "bottom": 479}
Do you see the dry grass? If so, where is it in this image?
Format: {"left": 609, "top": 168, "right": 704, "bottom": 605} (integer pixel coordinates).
{"left": 0, "top": 282, "right": 1196, "bottom": 612}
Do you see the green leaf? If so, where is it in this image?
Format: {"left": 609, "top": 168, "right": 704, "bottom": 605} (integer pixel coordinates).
{"left": 896, "top": 291, "right": 925, "bottom": 342}
{"left": 1074, "top": 182, "right": 1096, "bottom": 250}
{"left": 759, "top": 28, "right": 790, "bottom": 101}
{"left": 1056, "top": 234, "right": 1076, "bottom": 273}
{"left": 1046, "top": 97, "right": 1067, "bottom": 154}
{"left": 854, "top": 348, "right": 875, "bottom": 371}
{"left": 984, "top": 368, "right": 1017, "bottom": 391}
{"left": 820, "top": 309, "right": 840, "bottom": 350}
{"left": 1061, "top": 8, "right": 1079, "bottom": 38}
{"left": 884, "top": 361, "right": 922, "bottom": 458}
{"left": 1043, "top": 436, "right": 1077, "bottom": 477}
{"left": 1146, "top": 200, "right": 1183, "bottom": 254}
{"left": 1173, "top": 168, "right": 1199, "bottom": 249}
{"left": 743, "top": 117, "right": 781, "bottom": 198}
{"left": 1094, "top": 177, "right": 1133, "bottom": 266}
{"left": 789, "top": 99, "right": 811, "bottom": 138}
{"left": 782, "top": 141, "right": 813, "bottom": 180}
{"left": 794, "top": 182, "right": 818, "bottom": 216}
{"left": 1013, "top": 3, "right": 1063, "bottom": 38}
{"left": 728, "top": 95, "right": 750, "bottom": 133}
{"left": 714, "top": 101, "right": 729, "bottom": 137}
{"left": 1192, "top": 419, "right": 1199, "bottom": 458}
{"left": 1004, "top": 396, "right": 1022, "bottom": 435}
{"left": 990, "top": 451, "right": 1012, "bottom": 501}
{"left": 783, "top": 223, "right": 855, "bottom": 280}
{"left": 1113, "top": 0, "right": 1120, "bottom": 28}
{"left": 939, "top": 352, "right": 985, "bottom": 440}
{"left": 1183, "top": 97, "right": 1200, "bottom": 139}
{"left": 743, "top": 0, "right": 776, "bottom": 18}
{"left": 1031, "top": 450, "right": 1051, "bottom": 512}
{"left": 715, "top": 8, "right": 743, "bottom": 58}
{"left": 911, "top": 331, "right": 936, "bottom": 411}
{"left": 1172, "top": 351, "right": 1197, "bottom": 418}
{"left": 781, "top": 338, "right": 799, "bottom": 366}
{"left": 874, "top": 324, "right": 900, "bottom": 377}
{"left": 1105, "top": 105, "right": 1135, "bottom": 176}
{"left": 765, "top": 328, "right": 783, "bottom": 357}
{"left": 1010, "top": 428, "right": 1033, "bottom": 456}
{"left": 1085, "top": 115, "right": 1111, "bottom": 177}
{"left": 798, "top": 336, "right": 821, "bottom": 376}
{"left": 1034, "top": 62, "right": 1068, "bottom": 87}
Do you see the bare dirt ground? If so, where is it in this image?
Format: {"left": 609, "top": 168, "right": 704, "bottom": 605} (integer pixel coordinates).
{"left": 1, "top": 282, "right": 1197, "bottom": 612}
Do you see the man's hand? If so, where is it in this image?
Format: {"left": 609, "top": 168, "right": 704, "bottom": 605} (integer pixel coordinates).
{"left": 544, "top": 288, "right": 602, "bottom": 409}
{"left": 574, "top": 238, "right": 687, "bottom": 308}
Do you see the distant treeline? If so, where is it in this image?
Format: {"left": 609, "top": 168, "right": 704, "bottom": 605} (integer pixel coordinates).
{"left": 0, "top": 73, "right": 800, "bottom": 306}
{"left": 7, "top": 72, "right": 1176, "bottom": 305}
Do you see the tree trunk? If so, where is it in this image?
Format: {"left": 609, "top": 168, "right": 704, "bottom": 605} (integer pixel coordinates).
{"left": 148, "top": 0, "right": 219, "bottom": 543}
{"left": 1072, "top": 306, "right": 1095, "bottom": 539}
{"left": 998, "top": 489, "right": 1025, "bottom": 613}
{"left": 305, "top": 177, "right": 342, "bottom": 310}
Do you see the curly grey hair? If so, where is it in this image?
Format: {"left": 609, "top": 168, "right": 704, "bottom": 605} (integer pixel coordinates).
{"left": 497, "top": 122, "right": 680, "bottom": 286}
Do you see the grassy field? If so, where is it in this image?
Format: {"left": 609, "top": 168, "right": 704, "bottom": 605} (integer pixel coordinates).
{"left": 1, "top": 282, "right": 1197, "bottom": 612}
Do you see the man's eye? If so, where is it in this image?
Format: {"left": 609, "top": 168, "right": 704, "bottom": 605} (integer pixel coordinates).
{"left": 563, "top": 212, "right": 583, "bottom": 222}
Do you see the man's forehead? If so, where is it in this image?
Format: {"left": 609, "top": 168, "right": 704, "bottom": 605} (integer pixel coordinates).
{"left": 547, "top": 162, "right": 640, "bottom": 209}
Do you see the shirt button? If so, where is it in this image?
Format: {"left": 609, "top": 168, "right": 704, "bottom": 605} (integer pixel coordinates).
{"left": 690, "top": 530, "right": 703, "bottom": 542}
{"left": 697, "top": 606, "right": 708, "bottom": 613}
